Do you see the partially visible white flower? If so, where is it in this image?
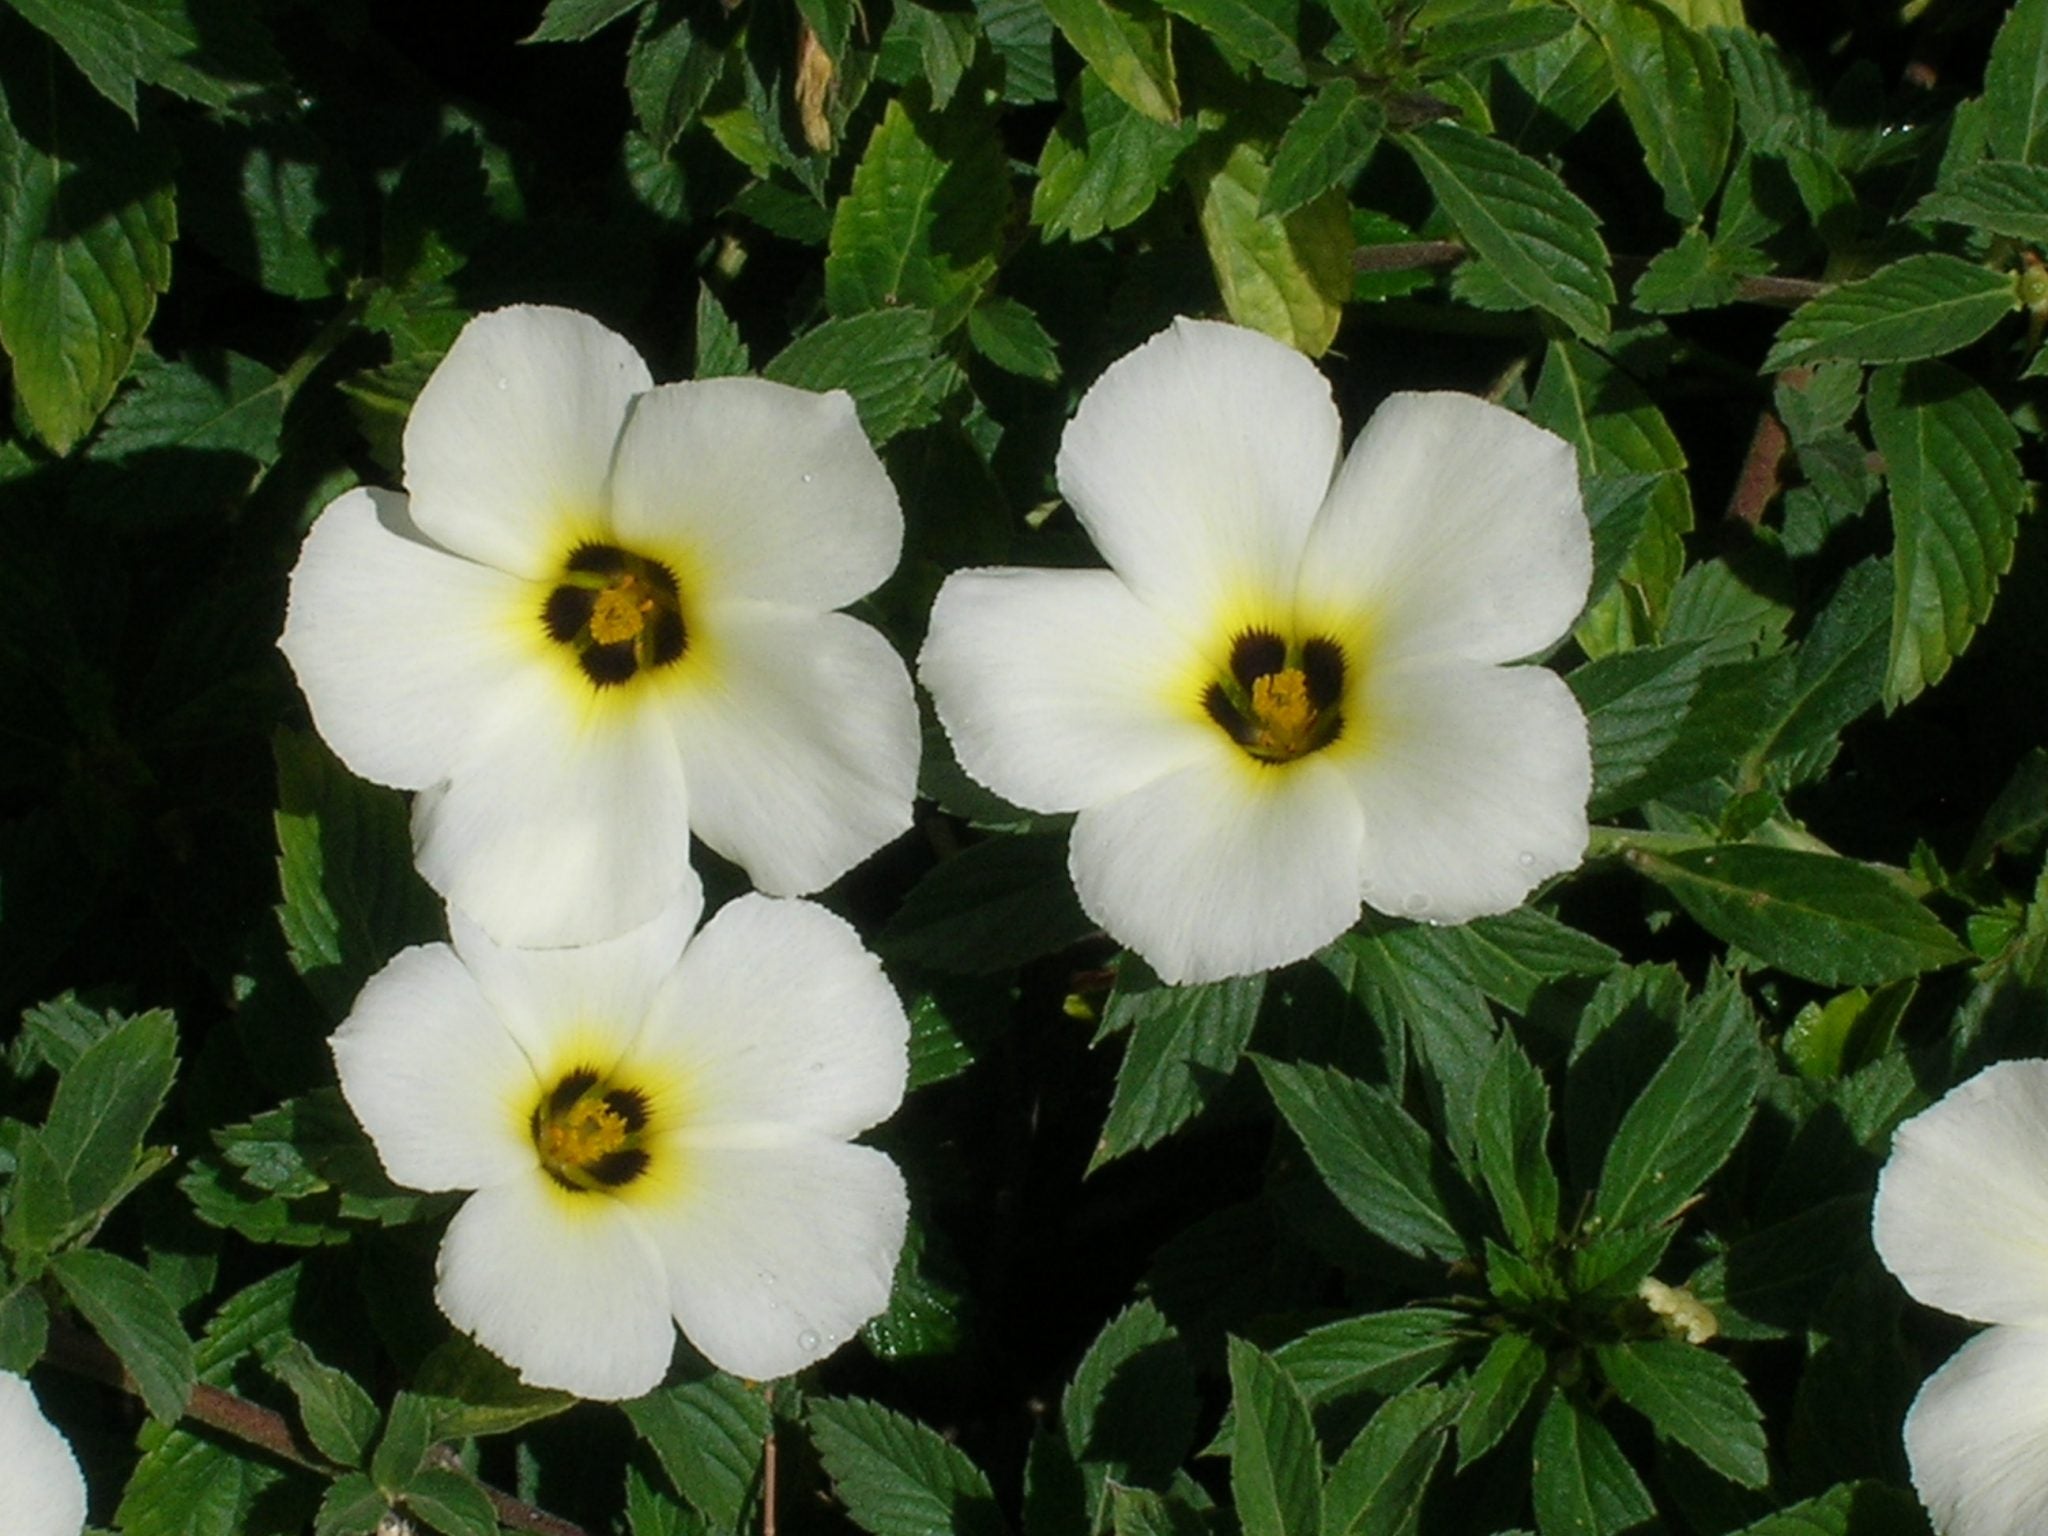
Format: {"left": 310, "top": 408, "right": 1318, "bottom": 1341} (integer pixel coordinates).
{"left": 282, "top": 305, "right": 919, "bottom": 948}
{"left": 1873, "top": 1059, "right": 2048, "bottom": 1535}
{"left": 918, "top": 318, "right": 1592, "bottom": 984}
{"left": 331, "top": 887, "right": 910, "bottom": 1398}
{"left": 1, "top": 1370, "right": 87, "bottom": 1536}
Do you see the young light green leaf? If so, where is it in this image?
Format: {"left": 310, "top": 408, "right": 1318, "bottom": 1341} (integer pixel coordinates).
{"left": 1572, "top": 0, "right": 1732, "bottom": 224}
{"left": 1228, "top": 1337, "right": 1323, "bottom": 1536}
{"left": 1595, "top": 1339, "right": 1769, "bottom": 1487}
{"left": 51, "top": 1247, "right": 194, "bottom": 1424}
{"left": 1260, "top": 82, "right": 1383, "bottom": 220}
{"left": 1040, "top": 0, "right": 1179, "bottom": 123}
{"left": 764, "top": 308, "right": 958, "bottom": 443}
{"left": 1473, "top": 1033, "right": 1560, "bottom": 1255}
{"left": 1629, "top": 845, "right": 1969, "bottom": 987}
{"left": 1093, "top": 962, "right": 1267, "bottom": 1168}
{"left": 1868, "top": 360, "right": 2025, "bottom": 708}
{"left": 1530, "top": 1389, "right": 1656, "bottom": 1536}
{"left": 1985, "top": 0, "right": 2048, "bottom": 164}
{"left": 1399, "top": 123, "right": 1613, "bottom": 343}
{"left": 1913, "top": 159, "right": 2048, "bottom": 242}
{"left": 1456, "top": 1331, "right": 1546, "bottom": 1469}
{"left": 41, "top": 1007, "right": 176, "bottom": 1217}
{"left": 266, "top": 1340, "right": 381, "bottom": 1469}
{"left": 625, "top": 1367, "right": 773, "bottom": 1530}
{"left": 1033, "top": 68, "right": 1195, "bottom": 240}
{"left": 1193, "top": 137, "right": 1352, "bottom": 357}
{"left": 809, "top": 1397, "right": 1007, "bottom": 1536}
{"left": 1324, "top": 1386, "right": 1457, "bottom": 1536}
{"left": 1762, "top": 255, "right": 2019, "bottom": 371}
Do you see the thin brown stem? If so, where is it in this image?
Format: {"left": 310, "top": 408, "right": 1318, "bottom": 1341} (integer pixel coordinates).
{"left": 1723, "top": 407, "right": 1790, "bottom": 526}
{"left": 763, "top": 1384, "right": 779, "bottom": 1536}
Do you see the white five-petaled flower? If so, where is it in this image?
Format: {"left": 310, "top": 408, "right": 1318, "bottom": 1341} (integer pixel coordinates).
{"left": 331, "top": 886, "right": 911, "bottom": 1398}
{"left": 282, "top": 305, "right": 920, "bottom": 948}
{"left": 918, "top": 318, "right": 1594, "bottom": 984}
{"left": 1, "top": 1370, "right": 87, "bottom": 1536}
{"left": 1873, "top": 1059, "right": 2048, "bottom": 1535}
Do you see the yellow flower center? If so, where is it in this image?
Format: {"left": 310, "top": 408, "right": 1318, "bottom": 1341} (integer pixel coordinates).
{"left": 540, "top": 543, "right": 688, "bottom": 689}
{"left": 1204, "top": 630, "right": 1347, "bottom": 764}
{"left": 531, "top": 1068, "right": 654, "bottom": 1193}
{"left": 1248, "top": 669, "right": 1316, "bottom": 757}
{"left": 588, "top": 578, "right": 654, "bottom": 645}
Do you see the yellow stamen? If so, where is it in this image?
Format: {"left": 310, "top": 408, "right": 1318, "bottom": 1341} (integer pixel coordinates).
{"left": 537, "top": 1101, "right": 629, "bottom": 1176}
{"left": 1249, "top": 668, "right": 1317, "bottom": 757}
{"left": 588, "top": 579, "right": 651, "bottom": 644}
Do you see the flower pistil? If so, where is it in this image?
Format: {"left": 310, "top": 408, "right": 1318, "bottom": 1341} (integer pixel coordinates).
{"left": 542, "top": 543, "right": 688, "bottom": 688}
{"left": 532, "top": 1068, "right": 654, "bottom": 1192}
{"left": 1203, "top": 628, "right": 1347, "bottom": 763}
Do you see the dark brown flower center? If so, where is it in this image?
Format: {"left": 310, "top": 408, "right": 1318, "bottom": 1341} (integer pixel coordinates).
{"left": 531, "top": 1067, "right": 654, "bottom": 1193}
{"left": 1202, "top": 628, "right": 1346, "bottom": 763}
{"left": 541, "top": 543, "right": 687, "bottom": 688}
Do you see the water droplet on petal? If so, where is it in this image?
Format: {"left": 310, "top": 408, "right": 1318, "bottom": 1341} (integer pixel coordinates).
{"left": 801, "top": 472, "right": 814, "bottom": 484}
{"left": 1517, "top": 851, "right": 1536, "bottom": 868}
{"left": 799, "top": 1330, "right": 821, "bottom": 1352}
{"left": 495, "top": 376, "right": 509, "bottom": 390}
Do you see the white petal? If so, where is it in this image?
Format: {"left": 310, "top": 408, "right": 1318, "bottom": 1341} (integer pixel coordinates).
{"left": 330, "top": 944, "right": 538, "bottom": 1193}
{"left": 0, "top": 1372, "right": 86, "bottom": 1536}
{"left": 918, "top": 567, "right": 1216, "bottom": 814}
{"left": 668, "top": 607, "right": 917, "bottom": 897}
{"left": 1904, "top": 1325, "right": 2048, "bottom": 1536}
{"left": 1056, "top": 318, "right": 1340, "bottom": 643}
{"left": 1297, "top": 393, "right": 1589, "bottom": 666}
{"left": 404, "top": 305, "right": 652, "bottom": 578}
{"left": 436, "top": 1178, "right": 674, "bottom": 1400}
{"left": 610, "top": 379, "right": 901, "bottom": 610}
{"left": 1340, "top": 659, "right": 1589, "bottom": 926}
{"left": 1875, "top": 1060, "right": 2048, "bottom": 1328}
{"left": 412, "top": 686, "right": 698, "bottom": 948}
{"left": 1069, "top": 752, "right": 1366, "bottom": 984}
{"left": 649, "top": 1137, "right": 907, "bottom": 1381}
{"left": 635, "top": 895, "right": 906, "bottom": 1139}
{"left": 280, "top": 488, "right": 539, "bottom": 791}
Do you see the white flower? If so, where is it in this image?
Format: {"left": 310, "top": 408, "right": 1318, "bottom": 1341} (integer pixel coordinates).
{"left": 1, "top": 1370, "right": 87, "bottom": 1536}
{"left": 1874, "top": 1059, "right": 2048, "bottom": 1535}
{"left": 918, "top": 318, "right": 1593, "bottom": 984}
{"left": 330, "top": 886, "right": 911, "bottom": 1397}
{"left": 281, "top": 305, "right": 920, "bottom": 948}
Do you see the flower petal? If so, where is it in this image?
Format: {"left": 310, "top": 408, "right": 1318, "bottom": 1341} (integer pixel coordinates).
{"left": 1874, "top": 1060, "right": 2048, "bottom": 1328}
{"left": 919, "top": 567, "right": 1216, "bottom": 814}
{"left": 668, "top": 607, "right": 917, "bottom": 897}
{"left": 610, "top": 379, "right": 901, "bottom": 610}
{"left": 0, "top": 1371, "right": 87, "bottom": 1536}
{"left": 1340, "top": 658, "right": 1589, "bottom": 926}
{"left": 649, "top": 1136, "right": 907, "bottom": 1381}
{"left": 635, "top": 895, "right": 906, "bottom": 1139}
{"left": 436, "top": 1178, "right": 674, "bottom": 1400}
{"left": 1056, "top": 318, "right": 1340, "bottom": 645}
{"left": 1069, "top": 752, "right": 1366, "bottom": 984}
{"left": 404, "top": 305, "right": 652, "bottom": 578}
{"left": 280, "top": 488, "right": 539, "bottom": 791}
{"left": 1904, "top": 1324, "right": 2048, "bottom": 1536}
{"left": 1297, "top": 392, "right": 1589, "bottom": 666}
{"left": 412, "top": 686, "right": 698, "bottom": 948}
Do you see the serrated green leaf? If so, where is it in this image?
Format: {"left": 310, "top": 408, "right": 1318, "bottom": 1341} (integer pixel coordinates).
{"left": 1783, "top": 979, "right": 1913, "bottom": 1082}
{"left": 315, "top": 1475, "right": 390, "bottom": 1536}
{"left": 977, "top": 0, "right": 1059, "bottom": 103}
{"left": 1530, "top": 1389, "right": 1655, "bottom": 1536}
{"left": 0, "top": 37, "right": 175, "bottom": 454}
{"left": 51, "top": 1247, "right": 193, "bottom": 1423}
{"left": 1094, "top": 961, "right": 1266, "bottom": 1168}
{"left": 861, "top": 1217, "right": 967, "bottom": 1361}
{"left": 210, "top": 1087, "right": 438, "bottom": 1228}
{"left": 1, "top": 1129, "right": 72, "bottom": 1267}
{"left": 627, "top": 0, "right": 728, "bottom": 152}
{"left": 1630, "top": 846, "right": 1968, "bottom": 986}
{"left": 81, "top": 349, "right": 287, "bottom": 521}
{"left": 1271, "top": 1308, "right": 1474, "bottom": 1417}
{"left": 1260, "top": 82, "right": 1383, "bottom": 220}
{"left": 403, "top": 1467, "right": 500, "bottom": 1536}
{"left": 1571, "top": 643, "right": 1787, "bottom": 815}
{"left": 1064, "top": 1301, "right": 1197, "bottom": 1500}
{"left": 1041, "top": 0, "right": 1179, "bottom": 123}
{"left": 1256, "top": 1057, "right": 1473, "bottom": 1260}
{"left": 1595, "top": 1340, "right": 1768, "bottom": 1487}
{"left": 1745, "top": 558, "right": 1889, "bottom": 782}
{"left": 1572, "top": 0, "right": 1731, "bottom": 223}
{"left": 626, "top": 1368, "right": 773, "bottom": 1529}
{"left": 1456, "top": 1332, "right": 1545, "bottom": 1469}
{"left": 1034, "top": 68, "right": 1195, "bottom": 240}
{"left": 878, "top": 833, "right": 1094, "bottom": 974}
{"left": 795, "top": 0, "right": 854, "bottom": 61}
{"left": 1193, "top": 137, "right": 1351, "bottom": 357}
{"left": 764, "top": 309, "right": 957, "bottom": 443}
{"left": 1631, "top": 229, "right": 1768, "bottom": 313}
{"left": 694, "top": 282, "right": 749, "bottom": 378}
{"left": 0, "top": 1287, "right": 49, "bottom": 1372}
{"left": 1473, "top": 1033, "right": 1559, "bottom": 1255}
{"left": 1424, "top": 6, "right": 1576, "bottom": 71}
{"left": 1722, "top": 1480, "right": 1926, "bottom": 1536}
{"left": 810, "top": 1397, "right": 1006, "bottom": 1536}
{"left": 266, "top": 1341, "right": 380, "bottom": 1470}
{"left": 371, "top": 1391, "right": 435, "bottom": 1490}
{"left": 1913, "top": 159, "right": 2048, "bottom": 242}
{"left": 413, "top": 1333, "right": 575, "bottom": 1440}
{"left": 526, "top": 0, "right": 648, "bottom": 41}
{"left": 1155, "top": 0, "right": 1303, "bottom": 84}
{"left": 1986, "top": 0, "right": 2048, "bottom": 165}
{"left": 1324, "top": 1386, "right": 1456, "bottom": 1536}
{"left": 1434, "top": 910, "right": 1619, "bottom": 1013}
{"left": 1868, "top": 360, "right": 2025, "bottom": 708}
{"left": 1400, "top": 123, "right": 1613, "bottom": 343}
{"left": 1228, "top": 1337, "right": 1323, "bottom": 1536}
{"left": 42, "top": 1006, "right": 175, "bottom": 1217}
{"left": 968, "top": 296, "right": 1061, "bottom": 381}
{"left": 1762, "top": 256, "right": 2019, "bottom": 371}
{"left": 1492, "top": 22, "right": 1613, "bottom": 153}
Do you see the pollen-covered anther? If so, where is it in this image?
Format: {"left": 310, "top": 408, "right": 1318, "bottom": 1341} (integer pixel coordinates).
{"left": 1249, "top": 669, "right": 1316, "bottom": 757}
{"left": 589, "top": 578, "right": 654, "bottom": 644}
{"left": 532, "top": 1076, "right": 653, "bottom": 1192}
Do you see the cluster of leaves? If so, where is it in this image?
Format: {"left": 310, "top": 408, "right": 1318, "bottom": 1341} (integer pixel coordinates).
{"left": 2, "top": 0, "right": 2047, "bottom": 1533}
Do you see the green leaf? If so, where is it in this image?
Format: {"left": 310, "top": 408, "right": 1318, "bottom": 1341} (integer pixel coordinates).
{"left": 0, "top": 35, "right": 175, "bottom": 454}
{"left": 1434, "top": 910, "right": 1619, "bottom": 1013}
{"left": 809, "top": 1397, "right": 1006, "bottom": 1536}
{"left": 968, "top": 296, "right": 1061, "bottom": 382}
{"left": 1913, "top": 159, "right": 2048, "bottom": 242}
{"left": 1529, "top": 1389, "right": 1655, "bottom": 1536}
{"left": 1571, "top": 643, "right": 1769, "bottom": 815}
{"left": 1063, "top": 1301, "right": 1198, "bottom": 1497}
{"left": 527, "top": 0, "right": 648, "bottom": 41}
{"left": 1323, "top": 1386, "right": 1457, "bottom": 1536}
{"left": 1040, "top": 0, "right": 1179, "bottom": 123}
{"left": 862, "top": 1217, "right": 967, "bottom": 1362}
{"left": 1745, "top": 559, "right": 1889, "bottom": 782}
{"left": 41, "top": 1006, "right": 176, "bottom": 1217}
{"left": 795, "top": 0, "right": 854, "bottom": 61}
{"left": 266, "top": 1341, "right": 380, "bottom": 1469}
{"left": 1594, "top": 1340, "right": 1768, "bottom": 1487}
{"left": 206, "top": 1087, "right": 439, "bottom": 1229}
{"left": 1255, "top": 1057, "right": 1473, "bottom": 1260}
{"left": 315, "top": 1474, "right": 389, "bottom": 1536}
{"left": 1400, "top": 122, "right": 1613, "bottom": 343}
{"left": 1722, "top": 1481, "right": 1927, "bottom": 1536}
{"left": 1572, "top": 0, "right": 1732, "bottom": 224}
{"left": 1, "top": 1129, "right": 72, "bottom": 1267}
{"left": 1455, "top": 1331, "right": 1546, "bottom": 1469}
{"left": 1227, "top": 1337, "right": 1323, "bottom": 1536}
{"left": 1985, "top": 0, "right": 2048, "bottom": 164}
{"left": 78, "top": 350, "right": 288, "bottom": 522}
{"left": 1594, "top": 969, "right": 1762, "bottom": 1229}
{"left": 879, "top": 833, "right": 1094, "bottom": 974}
{"left": 627, "top": 1, "right": 727, "bottom": 152}
{"left": 403, "top": 1468, "right": 500, "bottom": 1536}
{"left": 826, "top": 95, "right": 1010, "bottom": 334}
{"left": 1094, "top": 962, "right": 1266, "bottom": 1168}
{"left": 1629, "top": 845, "right": 1968, "bottom": 987}
{"left": 0, "top": 1287, "right": 49, "bottom": 1372}
{"left": 978, "top": 0, "right": 1059, "bottom": 104}
{"left": 1423, "top": 6, "right": 1576, "bottom": 71}
{"left": 371, "top": 1391, "right": 436, "bottom": 1489}
{"left": 51, "top": 1247, "right": 194, "bottom": 1423}
{"left": 1783, "top": 980, "right": 1914, "bottom": 1082}
{"left": 1033, "top": 68, "right": 1195, "bottom": 240}
{"left": 1762, "top": 255, "right": 2019, "bottom": 371}
{"left": 413, "top": 1333, "right": 575, "bottom": 1440}
{"left": 764, "top": 309, "right": 958, "bottom": 443}
{"left": 1631, "top": 229, "right": 1768, "bottom": 313}
{"left": 1154, "top": 0, "right": 1303, "bottom": 85}
{"left": 1271, "top": 1308, "right": 1475, "bottom": 1414}
{"left": 626, "top": 1368, "right": 773, "bottom": 1530}
{"left": 1193, "top": 137, "right": 1352, "bottom": 357}
{"left": 694, "top": 282, "right": 750, "bottom": 377}
{"left": 1473, "top": 1033, "right": 1559, "bottom": 1255}
{"left": 1260, "top": 82, "right": 1383, "bottom": 220}
{"left": 1868, "top": 360, "right": 2025, "bottom": 708}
